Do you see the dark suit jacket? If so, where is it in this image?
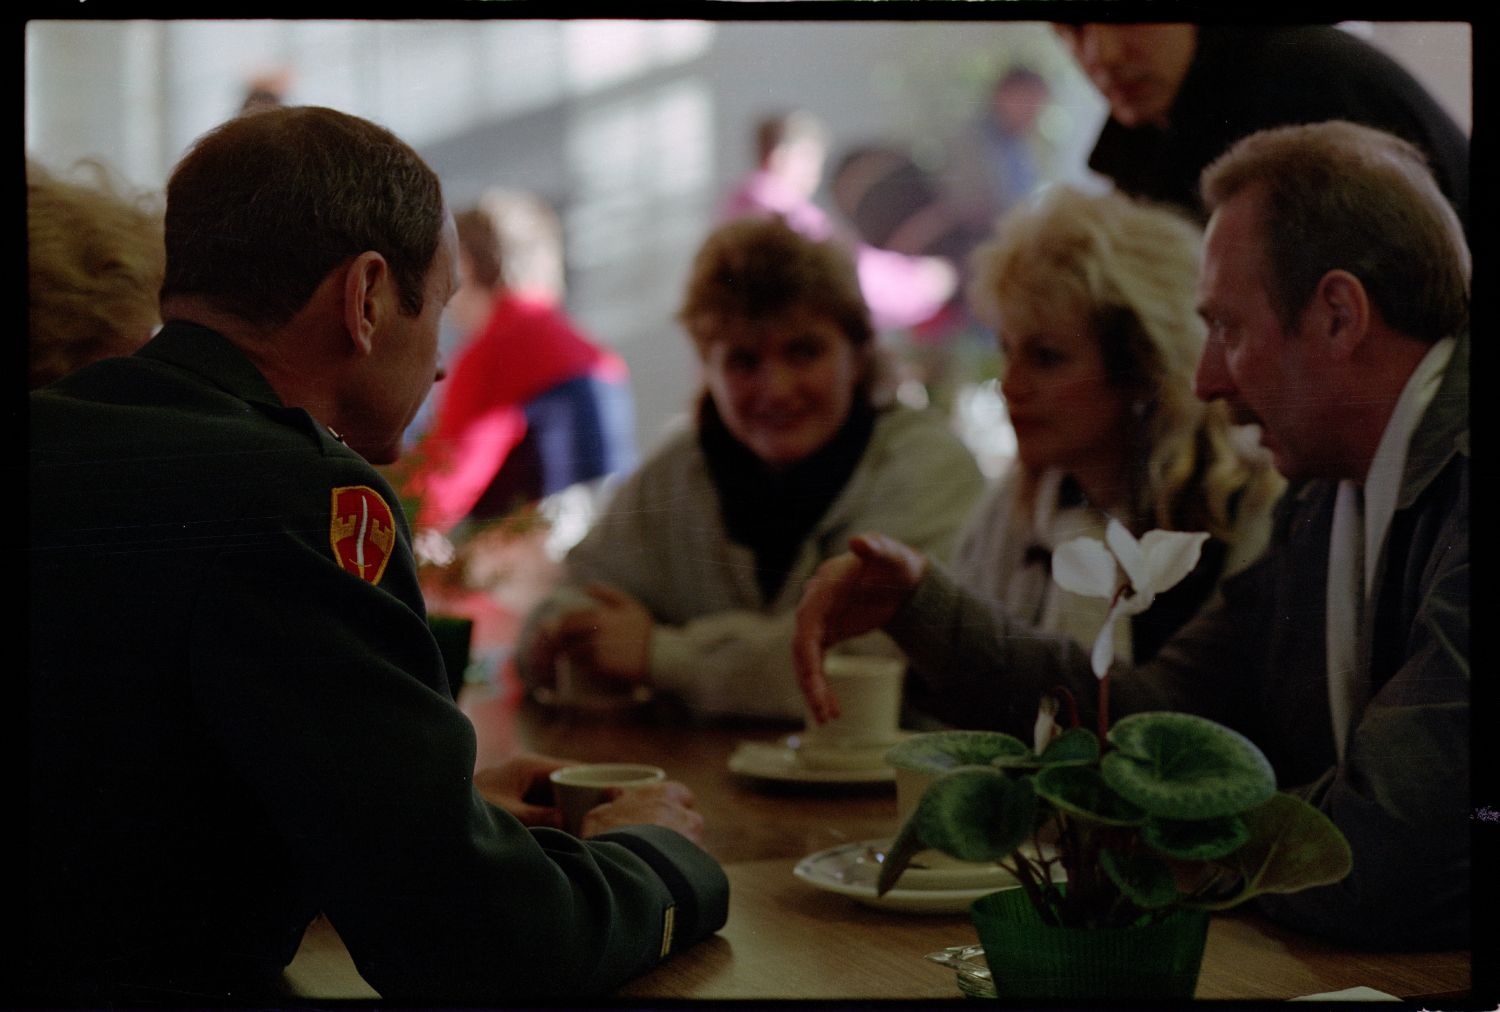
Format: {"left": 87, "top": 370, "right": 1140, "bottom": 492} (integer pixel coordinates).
{"left": 898, "top": 332, "right": 1470, "bottom": 949}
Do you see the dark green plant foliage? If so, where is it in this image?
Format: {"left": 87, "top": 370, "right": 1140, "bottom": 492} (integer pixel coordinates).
{"left": 888, "top": 730, "right": 1031, "bottom": 772}
{"left": 917, "top": 769, "right": 1037, "bottom": 861}
{"left": 875, "top": 768, "right": 1037, "bottom": 894}
{"left": 1101, "top": 712, "right": 1276, "bottom": 820}
{"left": 1039, "top": 726, "right": 1100, "bottom": 765}
{"left": 1099, "top": 850, "right": 1178, "bottom": 909}
{"left": 877, "top": 710, "right": 1352, "bottom": 930}
{"left": 1141, "top": 813, "right": 1248, "bottom": 860}
{"left": 1191, "top": 792, "right": 1354, "bottom": 909}
{"left": 993, "top": 726, "right": 1100, "bottom": 771}
{"left": 1035, "top": 765, "right": 1146, "bottom": 826}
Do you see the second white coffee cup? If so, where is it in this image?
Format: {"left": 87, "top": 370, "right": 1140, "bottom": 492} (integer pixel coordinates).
{"left": 549, "top": 762, "right": 667, "bottom": 835}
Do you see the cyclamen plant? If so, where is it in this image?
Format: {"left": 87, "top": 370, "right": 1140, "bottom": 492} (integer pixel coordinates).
{"left": 1052, "top": 520, "right": 1211, "bottom": 709}
{"left": 876, "top": 522, "right": 1352, "bottom": 930}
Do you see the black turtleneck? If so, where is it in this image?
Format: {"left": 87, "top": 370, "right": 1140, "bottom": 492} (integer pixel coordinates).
{"left": 698, "top": 395, "right": 877, "bottom": 602}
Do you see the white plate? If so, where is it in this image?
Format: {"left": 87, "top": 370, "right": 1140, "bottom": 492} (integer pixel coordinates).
{"left": 793, "top": 839, "right": 1019, "bottom": 914}
{"left": 727, "top": 737, "right": 897, "bottom": 784}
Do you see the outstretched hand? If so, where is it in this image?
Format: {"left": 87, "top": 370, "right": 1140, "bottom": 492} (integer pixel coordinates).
{"left": 793, "top": 533, "right": 928, "bottom": 724}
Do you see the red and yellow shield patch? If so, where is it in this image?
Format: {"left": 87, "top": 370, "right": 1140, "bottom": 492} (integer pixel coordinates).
{"left": 330, "top": 485, "right": 396, "bottom": 585}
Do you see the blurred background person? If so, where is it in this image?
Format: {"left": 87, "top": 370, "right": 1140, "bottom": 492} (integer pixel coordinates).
{"left": 943, "top": 65, "right": 1057, "bottom": 234}
{"left": 1056, "top": 23, "right": 1469, "bottom": 230}
{"left": 830, "top": 144, "right": 977, "bottom": 268}
{"left": 718, "top": 109, "right": 959, "bottom": 337}
{"left": 404, "top": 189, "right": 637, "bottom": 559}
{"left": 827, "top": 142, "right": 984, "bottom": 411}
{"left": 517, "top": 216, "right": 984, "bottom": 721}
{"left": 236, "top": 65, "right": 294, "bottom": 116}
{"left": 27, "top": 156, "right": 164, "bottom": 390}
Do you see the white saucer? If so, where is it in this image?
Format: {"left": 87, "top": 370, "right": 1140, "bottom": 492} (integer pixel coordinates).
{"left": 727, "top": 737, "right": 897, "bottom": 785}
{"left": 793, "top": 839, "right": 1018, "bottom": 914}
{"left": 793, "top": 735, "right": 907, "bottom": 772}
{"left": 851, "top": 840, "right": 1018, "bottom": 892}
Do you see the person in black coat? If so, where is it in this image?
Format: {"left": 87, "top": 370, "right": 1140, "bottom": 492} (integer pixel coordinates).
{"left": 1055, "top": 23, "right": 1469, "bottom": 232}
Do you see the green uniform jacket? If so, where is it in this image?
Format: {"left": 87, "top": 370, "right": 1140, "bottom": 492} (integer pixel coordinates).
{"left": 27, "top": 322, "right": 728, "bottom": 1002}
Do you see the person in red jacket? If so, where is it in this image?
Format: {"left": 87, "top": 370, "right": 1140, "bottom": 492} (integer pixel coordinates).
{"left": 409, "top": 190, "right": 636, "bottom": 537}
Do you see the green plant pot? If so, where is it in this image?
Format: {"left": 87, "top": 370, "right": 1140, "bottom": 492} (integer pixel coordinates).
{"left": 969, "top": 886, "right": 1209, "bottom": 1000}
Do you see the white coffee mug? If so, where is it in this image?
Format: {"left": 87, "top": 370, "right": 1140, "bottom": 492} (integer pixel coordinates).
{"left": 798, "top": 653, "right": 905, "bottom": 770}
{"left": 549, "top": 762, "right": 667, "bottom": 835}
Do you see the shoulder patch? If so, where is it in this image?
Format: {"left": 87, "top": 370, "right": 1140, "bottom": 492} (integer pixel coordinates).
{"left": 330, "top": 485, "right": 396, "bottom": 585}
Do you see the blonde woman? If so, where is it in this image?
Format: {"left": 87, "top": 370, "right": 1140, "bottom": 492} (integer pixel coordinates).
{"left": 795, "top": 186, "right": 1283, "bottom": 729}
{"left": 27, "top": 158, "right": 164, "bottom": 389}
{"left": 947, "top": 185, "right": 1283, "bottom": 672}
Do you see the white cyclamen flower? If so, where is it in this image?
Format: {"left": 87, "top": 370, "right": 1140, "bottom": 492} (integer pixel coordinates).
{"left": 1051, "top": 519, "right": 1210, "bottom": 679}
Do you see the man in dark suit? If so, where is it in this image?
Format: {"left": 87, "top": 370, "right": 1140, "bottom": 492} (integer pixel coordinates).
{"left": 794, "top": 121, "right": 1469, "bottom": 951}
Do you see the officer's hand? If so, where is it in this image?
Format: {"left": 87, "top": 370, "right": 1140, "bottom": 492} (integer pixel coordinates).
{"left": 580, "top": 781, "right": 704, "bottom": 845}
{"left": 473, "top": 753, "right": 579, "bottom": 828}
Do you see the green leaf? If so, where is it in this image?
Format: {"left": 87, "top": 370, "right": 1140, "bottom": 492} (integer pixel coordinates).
{"left": 1102, "top": 712, "right": 1276, "bottom": 820}
{"left": 1034, "top": 764, "right": 1145, "bottom": 826}
{"left": 1039, "top": 727, "right": 1099, "bottom": 765}
{"left": 1190, "top": 793, "right": 1353, "bottom": 910}
{"left": 991, "top": 727, "right": 1102, "bottom": 772}
{"left": 990, "top": 752, "right": 1041, "bottom": 771}
{"left": 874, "top": 816, "right": 931, "bottom": 897}
{"left": 876, "top": 767, "right": 1037, "bottom": 889}
{"left": 885, "top": 730, "right": 1032, "bottom": 772}
{"left": 1142, "top": 814, "right": 1248, "bottom": 860}
{"left": 919, "top": 768, "right": 1038, "bottom": 862}
{"left": 1100, "top": 849, "right": 1179, "bottom": 909}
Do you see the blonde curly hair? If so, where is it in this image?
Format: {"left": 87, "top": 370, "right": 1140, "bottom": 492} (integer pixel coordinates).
{"left": 967, "top": 186, "right": 1282, "bottom": 540}
{"left": 28, "top": 158, "right": 164, "bottom": 389}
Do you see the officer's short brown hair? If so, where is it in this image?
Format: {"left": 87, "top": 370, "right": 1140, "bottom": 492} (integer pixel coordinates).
{"left": 161, "top": 106, "right": 445, "bottom": 329}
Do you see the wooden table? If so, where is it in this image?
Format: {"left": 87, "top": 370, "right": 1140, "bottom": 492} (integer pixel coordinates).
{"left": 282, "top": 687, "right": 1474, "bottom": 1002}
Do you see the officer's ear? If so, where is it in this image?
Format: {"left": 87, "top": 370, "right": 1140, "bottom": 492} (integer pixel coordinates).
{"left": 342, "top": 251, "right": 393, "bottom": 356}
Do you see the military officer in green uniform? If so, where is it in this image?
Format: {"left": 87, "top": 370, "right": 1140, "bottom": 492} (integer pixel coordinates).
{"left": 27, "top": 105, "right": 728, "bottom": 1003}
